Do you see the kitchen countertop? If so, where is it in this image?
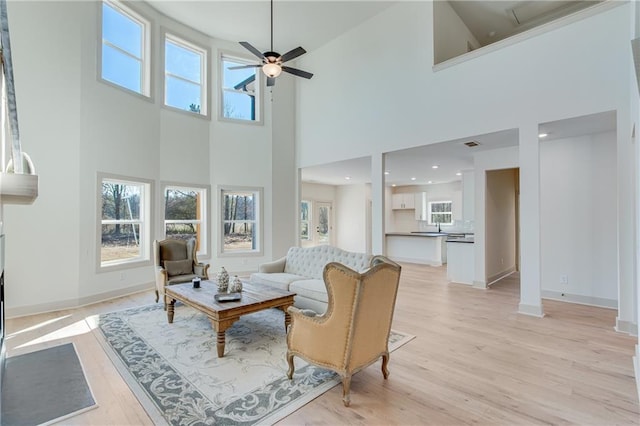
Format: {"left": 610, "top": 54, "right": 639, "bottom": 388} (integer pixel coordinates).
{"left": 386, "top": 232, "right": 448, "bottom": 237}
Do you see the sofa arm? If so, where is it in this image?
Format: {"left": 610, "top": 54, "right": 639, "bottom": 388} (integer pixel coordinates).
{"left": 194, "top": 262, "right": 210, "bottom": 279}
{"left": 155, "top": 266, "right": 168, "bottom": 295}
{"left": 259, "top": 256, "right": 286, "bottom": 273}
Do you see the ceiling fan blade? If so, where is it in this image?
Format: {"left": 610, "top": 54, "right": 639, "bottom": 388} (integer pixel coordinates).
{"left": 267, "top": 77, "right": 276, "bottom": 87}
{"left": 279, "top": 46, "right": 307, "bottom": 63}
{"left": 282, "top": 66, "right": 313, "bottom": 79}
{"left": 227, "top": 64, "right": 261, "bottom": 70}
{"left": 239, "top": 41, "right": 265, "bottom": 60}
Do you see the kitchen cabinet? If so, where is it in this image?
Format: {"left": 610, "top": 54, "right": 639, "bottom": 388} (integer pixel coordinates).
{"left": 447, "top": 240, "right": 474, "bottom": 284}
{"left": 392, "top": 193, "right": 415, "bottom": 210}
{"left": 414, "top": 192, "right": 427, "bottom": 220}
{"left": 385, "top": 233, "right": 447, "bottom": 266}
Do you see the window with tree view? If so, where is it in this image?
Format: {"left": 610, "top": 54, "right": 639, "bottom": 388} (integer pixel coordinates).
{"left": 221, "top": 55, "right": 259, "bottom": 122}
{"left": 428, "top": 201, "right": 453, "bottom": 225}
{"left": 165, "top": 34, "right": 206, "bottom": 114}
{"left": 221, "top": 188, "right": 261, "bottom": 253}
{"left": 101, "top": 179, "right": 148, "bottom": 266}
{"left": 164, "top": 186, "right": 207, "bottom": 256}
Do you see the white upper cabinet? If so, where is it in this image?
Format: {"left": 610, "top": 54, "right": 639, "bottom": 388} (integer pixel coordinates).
{"left": 414, "top": 192, "right": 428, "bottom": 220}
{"left": 392, "top": 193, "right": 415, "bottom": 210}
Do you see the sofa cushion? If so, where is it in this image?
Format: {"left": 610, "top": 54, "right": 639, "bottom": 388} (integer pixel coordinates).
{"left": 290, "top": 279, "right": 329, "bottom": 303}
{"left": 250, "top": 272, "right": 307, "bottom": 291}
{"left": 283, "top": 246, "right": 371, "bottom": 280}
{"left": 165, "top": 259, "right": 193, "bottom": 277}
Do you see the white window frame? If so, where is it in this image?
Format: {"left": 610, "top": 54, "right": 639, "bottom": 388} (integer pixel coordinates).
{"left": 219, "top": 52, "right": 263, "bottom": 124}
{"left": 218, "top": 186, "right": 263, "bottom": 256}
{"left": 161, "top": 183, "right": 210, "bottom": 258}
{"left": 163, "top": 31, "right": 210, "bottom": 117}
{"left": 428, "top": 200, "right": 453, "bottom": 225}
{"left": 97, "top": 173, "right": 153, "bottom": 271}
{"left": 99, "top": 0, "right": 151, "bottom": 98}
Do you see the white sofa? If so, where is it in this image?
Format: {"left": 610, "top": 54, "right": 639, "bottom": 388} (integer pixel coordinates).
{"left": 250, "top": 245, "right": 372, "bottom": 314}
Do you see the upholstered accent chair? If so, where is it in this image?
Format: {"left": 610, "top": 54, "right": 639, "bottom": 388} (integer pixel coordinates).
{"left": 154, "top": 238, "right": 209, "bottom": 309}
{"left": 286, "top": 255, "right": 402, "bottom": 406}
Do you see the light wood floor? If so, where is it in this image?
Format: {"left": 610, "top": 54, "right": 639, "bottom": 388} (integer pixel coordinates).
{"left": 5, "top": 263, "right": 639, "bottom": 425}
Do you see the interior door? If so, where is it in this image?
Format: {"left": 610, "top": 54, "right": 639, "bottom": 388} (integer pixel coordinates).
{"left": 315, "top": 202, "right": 332, "bottom": 245}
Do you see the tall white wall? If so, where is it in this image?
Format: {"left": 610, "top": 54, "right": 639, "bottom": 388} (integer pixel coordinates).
{"left": 297, "top": 2, "right": 631, "bottom": 167}
{"left": 540, "top": 132, "right": 618, "bottom": 306}
{"left": 5, "top": 1, "right": 296, "bottom": 316}
{"left": 334, "top": 184, "right": 367, "bottom": 252}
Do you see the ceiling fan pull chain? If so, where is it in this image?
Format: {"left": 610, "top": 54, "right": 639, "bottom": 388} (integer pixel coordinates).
{"left": 270, "top": 0, "right": 274, "bottom": 52}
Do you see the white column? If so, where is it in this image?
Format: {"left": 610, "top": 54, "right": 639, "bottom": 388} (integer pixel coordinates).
{"left": 518, "top": 122, "right": 544, "bottom": 317}
{"left": 371, "top": 153, "right": 385, "bottom": 255}
{"left": 617, "top": 108, "right": 638, "bottom": 335}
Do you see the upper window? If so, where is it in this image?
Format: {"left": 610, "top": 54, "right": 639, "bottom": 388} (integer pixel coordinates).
{"left": 100, "top": 1, "right": 150, "bottom": 96}
{"left": 220, "top": 187, "right": 262, "bottom": 255}
{"left": 300, "top": 200, "right": 311, "bottom": 241}
{"left": 100, "top": 176, "right": 152, "bottom": 268}
{"left": 221, "top": 55, "right": 260, "bottom": 122}
{"left": 163, "top": 185, "right": 208, "bottom": 257}
{"left": 164, "top": 34, "right": 207, "bottom": 115}
{"left": 428, "top": 201, "right": 453, "bottom": 225}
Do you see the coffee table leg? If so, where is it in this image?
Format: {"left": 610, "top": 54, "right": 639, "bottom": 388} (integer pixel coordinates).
{"left": 216, "top": 331, "right": 226, "bottom": 357}
{"left": 168, "top": 299, "right": 176, "bottom": 323}
{"left": 211, "top": 319, "right": 237, "bottom": 357}
{"left": 282, "top": 305, "right": 293, "bottom": 332}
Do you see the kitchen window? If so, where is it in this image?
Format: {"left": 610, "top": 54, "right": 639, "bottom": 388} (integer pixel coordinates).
{"left": 428, "top": 201, "right": 452, "bottom": 225}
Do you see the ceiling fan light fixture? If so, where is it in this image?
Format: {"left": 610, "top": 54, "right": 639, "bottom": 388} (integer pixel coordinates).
{"left": 262, "top": 62, "right": 282, "bottom": 78}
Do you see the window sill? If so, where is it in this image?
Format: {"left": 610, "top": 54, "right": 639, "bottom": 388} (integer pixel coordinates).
{"left": 98, "top": 258, "right": 152, "bottom": 273}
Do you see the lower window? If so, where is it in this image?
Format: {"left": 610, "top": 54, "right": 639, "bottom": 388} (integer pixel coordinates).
{"left": 220, "top": 187, "right": 262, "bottom": 255}
{"left": 100, "top": 175, "right": 151, "bottom": 268}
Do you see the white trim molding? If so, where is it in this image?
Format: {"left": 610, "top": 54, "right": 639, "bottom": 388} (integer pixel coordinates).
{"left": 542, "top": 291, "right": 617, "bottom": 309}
{"left": 615, "top": 317, "right": 639, "bottom": 336}
{"left": 518, "top": 303, "right": 545, "bottom": 318}
{"left": 6, "top": 282, "right": 154, "bottom": 319}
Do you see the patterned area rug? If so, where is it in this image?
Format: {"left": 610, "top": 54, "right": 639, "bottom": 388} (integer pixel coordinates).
{"left": 97, "top": 304, "right": 414, "bottom": 425}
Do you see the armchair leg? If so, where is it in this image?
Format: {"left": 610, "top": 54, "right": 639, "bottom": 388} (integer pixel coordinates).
{"left": 382, "top": 353, "right": 390, "bottom": 379}
{"left": 342, "top": 375, "right": 352, "bottom": 407}
{"left": 154, "top": 289, "right": 159, "bottom": 303}
{"left": 286, "top": 352, "right": 295, "bottom": 379}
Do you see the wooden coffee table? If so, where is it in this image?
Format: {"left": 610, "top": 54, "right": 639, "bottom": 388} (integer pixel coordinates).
{"left": 164, "top": 280, "right": 295, "bottom": 357}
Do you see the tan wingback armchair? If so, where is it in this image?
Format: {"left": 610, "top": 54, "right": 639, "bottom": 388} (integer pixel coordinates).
{"left": 154, "top": 238, "right": 210, "bottom": 309}
{"left": 286, "top": 255, "right": 401, "bottom": 406}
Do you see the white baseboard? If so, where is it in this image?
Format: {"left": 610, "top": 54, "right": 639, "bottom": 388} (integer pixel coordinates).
{"left": 487, "top": 267, "right": 516, "bottom": 286}
{"left": 542, "top": 290, "right": 617, "bottom": 310}
{"left": 634, "top": 345, "right": 640, "bottom": 402}
{"left": 473, "top": 280, "right": 487, "bottom": 289}
{"left": 6, "top": 282, "right": 155, "bottom": 319}
{"left": 616, "top": 317, "right": 639, "bottom": 336}
{"left": 518, "top": 303, "right": 545, "bottom": 317}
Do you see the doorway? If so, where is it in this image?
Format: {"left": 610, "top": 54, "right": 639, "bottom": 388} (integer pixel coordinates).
{"left": 485, "top": 168, "right": 520, "bottom": 285}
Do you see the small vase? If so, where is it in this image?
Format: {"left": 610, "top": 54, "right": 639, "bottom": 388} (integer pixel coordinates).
{"left": 217, "top": 267, "right": 229, "bottom": 292}
{"left": 230, "top": 275, "right": 243, "bottom": 293}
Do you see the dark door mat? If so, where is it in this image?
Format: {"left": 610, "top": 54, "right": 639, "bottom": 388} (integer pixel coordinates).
{"left": 2, "top": 343, "right": 97, "bottom": 425}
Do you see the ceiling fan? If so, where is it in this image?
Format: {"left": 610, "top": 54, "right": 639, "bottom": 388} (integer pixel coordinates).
{"left": 229, "top": 0, "right": 313, "bottom": 87}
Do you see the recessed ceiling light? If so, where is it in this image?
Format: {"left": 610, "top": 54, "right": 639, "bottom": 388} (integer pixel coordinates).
{"left": 345, "top": 176, "right": 351, "bottom": 180}
{"left": 391, "top": 184, "right": 396, "bottom": 187}
{"left": 432, "top": 165, "right": 439, "bottom": 169}
{"left": 456, "top": 172, "right": 462, "bottom": 176}
{"left": 428, "top": 181, "right": 433, "bottom": 184}
{"left": 410, "top": 177, "right": 416, "bottom": 181}
{"left": 538, "top": 133, "right": 548, "bottom": 138}
{"left": 384, "top": 171, "right": 390, "bottom": 175}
